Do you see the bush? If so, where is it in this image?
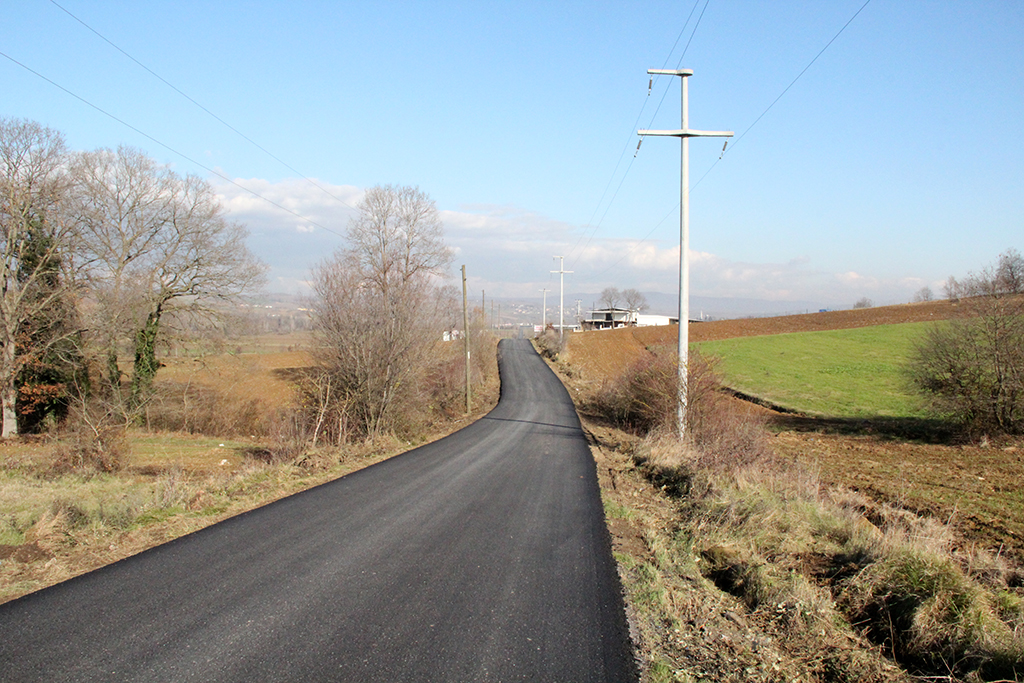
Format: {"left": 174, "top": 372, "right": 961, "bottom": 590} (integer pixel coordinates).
{"left": 50, "top": 424, "right": 129, "bottom": 474}
{"left": 908, "top": 254, "right": 1024, "bottom": 435}
{"left": 534, "top": 327, "right": 565, "bottom": 360}
{"left": 591, "top": 349, "right": 766, "bottom": 451}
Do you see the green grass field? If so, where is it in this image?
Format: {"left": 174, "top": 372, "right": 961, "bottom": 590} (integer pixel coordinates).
{"left": 697, "top": 321, "right": 938, "bottom": 418}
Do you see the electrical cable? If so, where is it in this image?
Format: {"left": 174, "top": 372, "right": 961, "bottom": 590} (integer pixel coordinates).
{"left": 0, "top": 49, "right": 344, "bottom": 239}
{"left": 599, "top": 0, "right": 873, "bottom": 278}
{"left": 567, "top": 0, "right": 708, "bottom": 270}
{"left": 48, "top": 0, "right": 360, "bottom": 214}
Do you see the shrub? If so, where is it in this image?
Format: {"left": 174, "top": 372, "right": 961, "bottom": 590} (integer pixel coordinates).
{"left": 592, "top": 349, "right": 769, "bottom": 462}
{"left": 534, "top": 327, "right": 565, "bottom": 360}
{"left": 50, "top": 424, "right": 129, "bottom": 474}
{"left": 907, "top": 270, "right": 1024, "bottom": 435}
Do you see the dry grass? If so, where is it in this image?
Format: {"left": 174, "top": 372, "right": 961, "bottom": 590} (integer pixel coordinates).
{"left": 0, "top": 330, "right": 502, "bottom": 605}
{"left": 0, "top": 431, "right": 433, "bottom": 604}
{"left": 553, "top": 326, "right": 1024, "bottom": 682}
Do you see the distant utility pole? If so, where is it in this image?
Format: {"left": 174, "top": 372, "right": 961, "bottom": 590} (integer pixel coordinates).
{"left": 639, "top": 68, "right": 732, "bottom": 438}
{"left": 551, "top": 256, "right": 573, "bottom": 341}
{"left": 462, "top": 265, "right": 471, "bottom": 414}
{"left": 575, "top": 299, "right": 582, "bottom": 324}
{"left": 540, "top": 288, "right": 549, "bottom": 330}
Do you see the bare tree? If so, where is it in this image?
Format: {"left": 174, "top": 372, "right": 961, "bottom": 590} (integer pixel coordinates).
{"left": 599, "top": 287, "right": 621, "bottom": 309}
{"left": 943, "top": 276, "right": 961, "bottom": 302}
{"left": 310, "top": 185, "right": 453, "bottom": 440}
{"left": 913, "top": 286, "right": 933, "bottom": 303}
{"left": 622, "top": 288, "right": 649, "bottom": 313}
{"left": 853, "top": 297, "right": 873, "bottom": 309}
{"left": 0, "top": 118, "right": 78, "bottom": 438}
{"left": 996, "top": 247, "right": 1024, "bottom": 294}
{"left": 71, "top": 146, "right": 176, "bottom": 393}
{"left": 73, "top": 146, "right": 266, "bottom": 405}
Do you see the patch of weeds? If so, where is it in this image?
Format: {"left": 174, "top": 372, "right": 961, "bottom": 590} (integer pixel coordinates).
{"left": 842, "top": 548, "right": 1024, "bottom": 678}
{"left": 0, "top": 515, "right": 24, "bottom": 545}
{"left": 604, "top": 499, "right": 636, "bottom": 520}
{"left": 647, "top": 658, "right": 685, "bottom": 683}
{"left": 133, "top": 506, "right": 186, "bottom": 527}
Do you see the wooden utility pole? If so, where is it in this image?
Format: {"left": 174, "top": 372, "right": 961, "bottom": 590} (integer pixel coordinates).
{"left": 639, "top": 68, "right": 732, "bottom": 438}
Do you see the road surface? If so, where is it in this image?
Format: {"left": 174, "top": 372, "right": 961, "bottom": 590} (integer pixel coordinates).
{"left": 0, "top": 338, "right": 636, "bottom": 682}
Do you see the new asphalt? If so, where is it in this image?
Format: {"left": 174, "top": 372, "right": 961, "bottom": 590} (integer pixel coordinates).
{"left": 0, "top": 338, "right": 637, "bottom": 682}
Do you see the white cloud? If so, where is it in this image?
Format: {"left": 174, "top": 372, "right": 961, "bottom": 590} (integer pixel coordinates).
{"left": 212, "top": 176, "right": 934, "bottom": 307}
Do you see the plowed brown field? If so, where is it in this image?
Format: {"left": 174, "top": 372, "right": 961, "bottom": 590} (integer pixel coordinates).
{"left": 565, "top": 298, "right": 958, "bottom": 382}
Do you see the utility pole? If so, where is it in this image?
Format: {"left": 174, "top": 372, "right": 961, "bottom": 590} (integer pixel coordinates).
{"left": 575, "top": 299, "right": 582, "bottom": 326}
{"left": 539, "top": 288, "right": 549, "bottom": 330}
{"left": 551, "top": 256, "right": 573, "bottom": 341}
{"left": 639, "top": 68, "right": 732, "bottom": 438}
{"left": 462, "top": 265, "right": 471, "bottom": 414}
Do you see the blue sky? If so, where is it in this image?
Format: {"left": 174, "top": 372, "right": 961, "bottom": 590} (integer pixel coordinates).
{"left": 4, "top": 1, "right": 1022, "bottom": 310}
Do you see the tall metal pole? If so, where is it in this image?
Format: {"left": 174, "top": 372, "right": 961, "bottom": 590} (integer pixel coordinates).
{"left": 540, "top": 288, "right": 549, "bottom": 330}
{"left": 551, "top": 256, "right": 573, "bottom": 341}
{"left": 639, "top": 69, "right": 732, "bottom": 437}
{"left": 462, "top": 265, "right": 471, "bottom": 414}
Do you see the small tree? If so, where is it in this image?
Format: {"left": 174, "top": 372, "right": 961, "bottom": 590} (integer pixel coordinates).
{"left": 996, "top": 247, "right": 1024, "bottom": 294}
{"left": 15, "top": 220, "right": 86, "bottom": 432}
{"left": 943, "top": 276, "right": 961, "bottom": 302}
{"left": 909, "top": 251, "right": 1024, "bottom": 434}
{"left": 310, "top": 185, "right": 453, "bottom": 440}
{"left": 913, "top": 286, "right": 933, "bottom": 303}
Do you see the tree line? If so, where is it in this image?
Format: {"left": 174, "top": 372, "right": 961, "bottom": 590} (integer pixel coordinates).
{"left": 1, "top": 118, "right": 266, "bottom": 438}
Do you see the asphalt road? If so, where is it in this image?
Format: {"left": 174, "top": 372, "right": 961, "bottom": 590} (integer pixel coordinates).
{"left": 0, "top": 338, "right": 637, "bottom": 682}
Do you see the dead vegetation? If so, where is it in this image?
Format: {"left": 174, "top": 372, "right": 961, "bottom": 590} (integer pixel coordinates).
{"left": 545, "top": 336, "right": 1024, "bottom": 682}
{"left": 0, "top": 330, "right": 502, "bottom": 605}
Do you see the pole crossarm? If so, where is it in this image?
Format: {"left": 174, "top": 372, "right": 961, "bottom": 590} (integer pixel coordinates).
{"left": 648, "top": 68, "right": 693, "bottom": 76}
{"left": 639, "top": 128, "right": 734, "bottom": 138}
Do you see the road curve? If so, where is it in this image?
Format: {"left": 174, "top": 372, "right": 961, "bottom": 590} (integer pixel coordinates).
{"left": 0, "top": 338, "right": 637, "bottom": 682}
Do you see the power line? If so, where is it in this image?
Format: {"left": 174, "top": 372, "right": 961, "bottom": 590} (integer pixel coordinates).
{"left": 732, "top": 0, "right": 872, "bottom": 153}
{"left": 567, "top": 0, "right": 709, "bottom": 269}
{"left": 48, "top": 0, "right": 360, "bottom": 214}
{"left": 601, "top": 0, "right": 874, "bottom": 275}
{"left": 0, "top": 49, "right": 345, "bottom": 239}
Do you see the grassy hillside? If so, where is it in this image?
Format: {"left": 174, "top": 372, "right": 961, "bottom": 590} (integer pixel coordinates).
{"left": 697, "top": 322, "right": 935, "bottom": 418}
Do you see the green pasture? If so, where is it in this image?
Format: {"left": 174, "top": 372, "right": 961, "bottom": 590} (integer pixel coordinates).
{"left": 697, "top": 322, "right": 937, "bottom": 418}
